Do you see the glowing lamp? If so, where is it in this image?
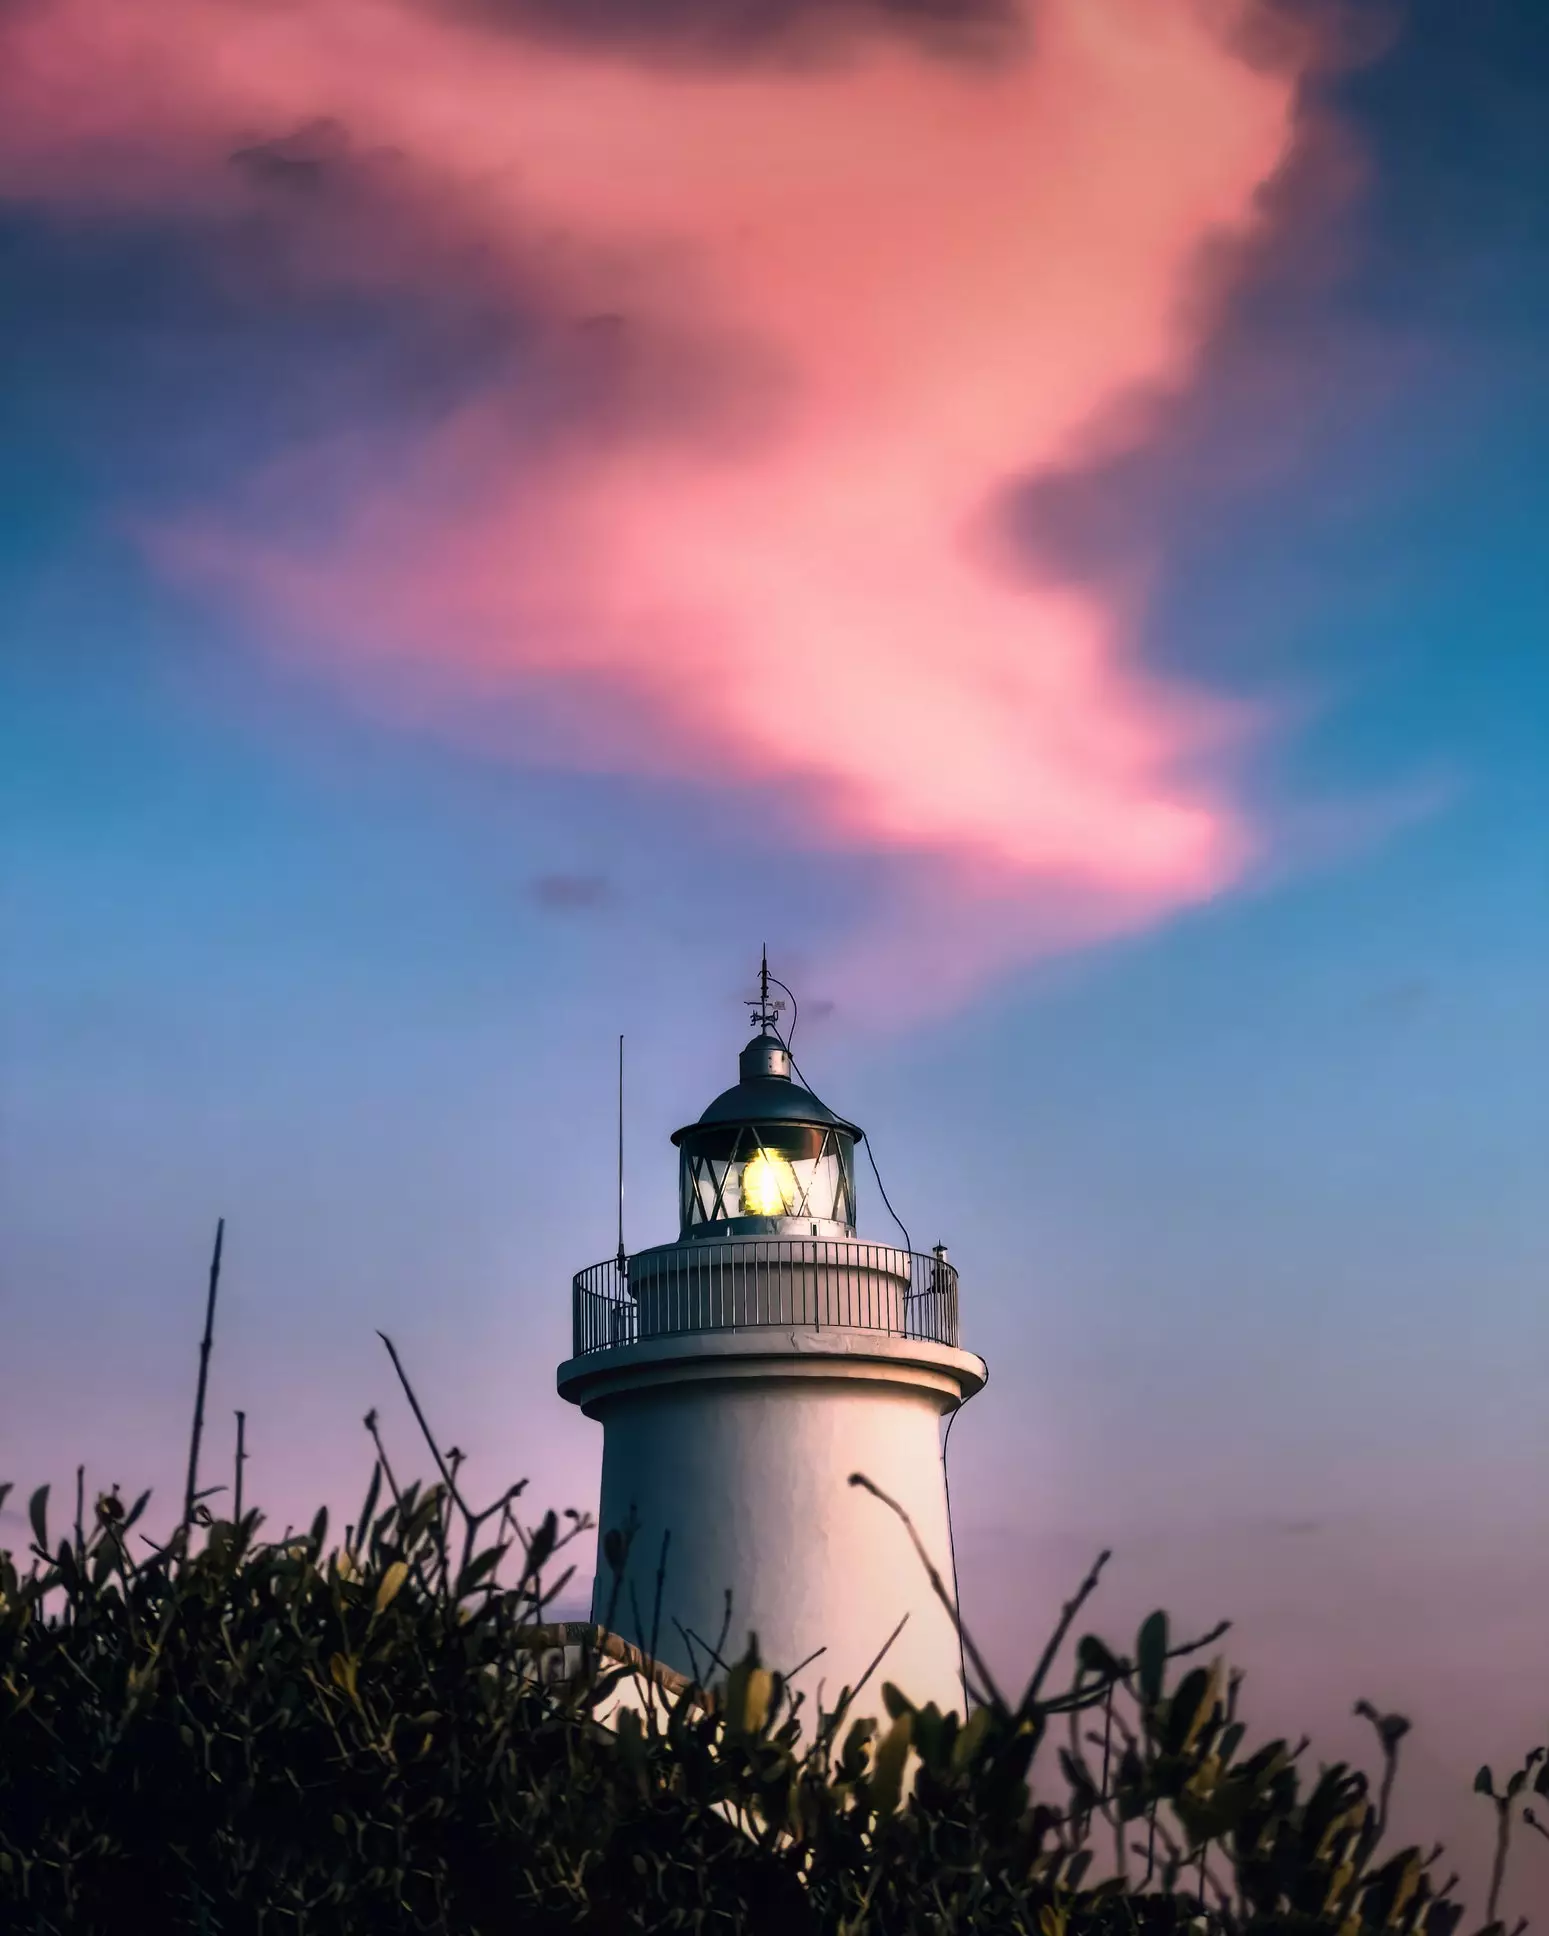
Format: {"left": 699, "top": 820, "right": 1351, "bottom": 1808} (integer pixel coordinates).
{"left": 741, "top": 1150, "right": 798, "bottom": 1217}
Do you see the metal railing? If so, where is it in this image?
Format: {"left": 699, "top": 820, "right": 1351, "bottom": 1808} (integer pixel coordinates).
{"left": 571, "top": 1238, "right": 959, "bottom": 1357}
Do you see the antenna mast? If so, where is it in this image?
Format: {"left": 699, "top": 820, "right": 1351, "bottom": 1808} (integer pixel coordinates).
{"left": 616, "top": 1033, "right": 626, "bottom": 1271}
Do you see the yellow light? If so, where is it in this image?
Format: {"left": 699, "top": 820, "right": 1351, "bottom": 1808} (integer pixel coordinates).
{"left": 741, "top": 1150, "right": 798, "bottom": 1217}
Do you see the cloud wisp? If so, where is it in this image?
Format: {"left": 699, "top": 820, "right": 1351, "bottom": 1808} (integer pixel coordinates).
{"left": 0, "top": 0, "right": 1338, "bottom": 1006}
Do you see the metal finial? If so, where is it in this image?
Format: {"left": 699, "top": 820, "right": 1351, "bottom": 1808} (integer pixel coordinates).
{"left": 745, "top": 945, "right": 786, "bottom": 1035}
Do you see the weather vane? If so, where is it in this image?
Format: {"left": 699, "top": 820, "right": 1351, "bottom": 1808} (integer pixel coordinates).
{"left": 745, "top": 944, "right": 786, "bottom": 1036}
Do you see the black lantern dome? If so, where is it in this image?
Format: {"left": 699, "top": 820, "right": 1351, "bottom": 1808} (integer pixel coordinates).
{"left": 670, "top": 964, "right": 861, "bottom": 1240}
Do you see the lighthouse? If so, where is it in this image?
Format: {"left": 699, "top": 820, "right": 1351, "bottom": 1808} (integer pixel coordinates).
{"left": 556, "top": 964, "right": 986, "bottom": 1718}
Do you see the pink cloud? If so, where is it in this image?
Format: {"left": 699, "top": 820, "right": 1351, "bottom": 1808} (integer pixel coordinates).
{"left": 0, "top": 0, "right": 1336, "bottom": 999}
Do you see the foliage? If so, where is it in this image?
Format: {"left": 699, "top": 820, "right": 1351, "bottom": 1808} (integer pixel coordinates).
{"left": 0, "top": 1459, "right": 1543, "bottom": 1936}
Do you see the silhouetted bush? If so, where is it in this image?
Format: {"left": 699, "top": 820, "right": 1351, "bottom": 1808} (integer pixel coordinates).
{"left": 1, "top": 1460, "right": 1543, "bottom": 1935}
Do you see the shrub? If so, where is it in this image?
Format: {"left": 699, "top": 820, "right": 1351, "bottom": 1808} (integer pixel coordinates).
{"left": 1, "top": 1453, "right": 1543, "bottom": 1935}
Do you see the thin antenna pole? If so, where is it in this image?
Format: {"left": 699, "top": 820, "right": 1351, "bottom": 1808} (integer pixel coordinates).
{"left": 616, "top": 1033, "right": 626, "bottom": 1270}
{"left": 183, "top": 1216, "right": 225, "bottom": 1530}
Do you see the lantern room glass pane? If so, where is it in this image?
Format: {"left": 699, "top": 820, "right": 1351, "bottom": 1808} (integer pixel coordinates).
{"left": 679, "top": 1124, "right": 855, "bottom": 1231}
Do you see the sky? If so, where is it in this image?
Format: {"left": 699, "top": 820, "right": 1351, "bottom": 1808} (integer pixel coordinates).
{"left": 1, "top": 0, "right": 1546, "bottom": 1911}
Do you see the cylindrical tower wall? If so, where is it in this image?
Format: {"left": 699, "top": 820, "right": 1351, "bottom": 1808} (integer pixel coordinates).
{"left": 575, "top": 1338, "right": 975, "bottom": 1721}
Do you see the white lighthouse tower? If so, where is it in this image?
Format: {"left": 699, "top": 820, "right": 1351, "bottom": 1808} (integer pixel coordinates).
{"left": 556, "top": 963, "right": 986, "bottom": 1718}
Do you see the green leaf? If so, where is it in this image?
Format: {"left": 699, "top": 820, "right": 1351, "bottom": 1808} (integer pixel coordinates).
{"left": 1058, "top": 1746, "right": 1099, "bottom": 1810}
{"left": 1137, "top": 1610, "right": 1168, "bottom": 1707}
{"left": 880, "top": 1681, "right": 912, "bottom": 1723}
{"left": 455, "top": 1547, "right": 505, "bottom": 1596}
{"left": 356, "top": 1463, "right": 383, "bottom": 1547}
{"left": 950, "top": 1703, "right": 991, "bottom": 1772}
{"left": 374, "top": 1561, "right": 410, "bottom": 1614}
{"left": 616, "top": 1706, "right": 648, "bottom": 1792}
{"left": 1076, "top": 1633, "right": 1122, "bottom": 1680}
{"left": 28, "top": 1485, "right": 49, "bottom": 1555}
{"left": 870, "top": 1711, "right": 912, "bottom": 1817}
{"left": 1163, "top": 1665, "right": 1212, "bottom": 1756}
{"left": 725, "top": 1658, "right": 773, "bottom": 1736}
{"left": 526, "top": 1510, "right": 557, "bottom": 1573}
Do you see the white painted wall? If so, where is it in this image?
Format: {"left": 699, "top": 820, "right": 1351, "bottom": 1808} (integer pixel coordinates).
{"left": 560, "top": 1330, "right": 984, "bottom": 1724}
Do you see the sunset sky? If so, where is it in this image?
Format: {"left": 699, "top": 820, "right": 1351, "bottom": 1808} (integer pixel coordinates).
{"left": 1, "top": 0, "right": 1546, "bottom": 1911}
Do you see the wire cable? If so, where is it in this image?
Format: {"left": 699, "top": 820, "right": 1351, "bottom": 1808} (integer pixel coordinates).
{"left": 766, "top": 968, "right": 913, "bottom": 1254}
{"left": 767, "top": 970, "right": 799, "bottom": 1059}
{"left": 777, "top": 1027, "right": 916, "bottom": 1255}
{"left": 860, "top": 1138, "right": 914, "bottom": 1254}
{"left": 940, "top": 1358, "right": 985, "bottom": 1711}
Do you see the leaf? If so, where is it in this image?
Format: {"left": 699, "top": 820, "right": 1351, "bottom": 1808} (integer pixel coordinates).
{"left": 1166, "top": 1660, "right": 1223, "bottom": 1758}
{"left": 357, "top": 1464, "right": 383, "bottom": 1547}
{"left": 526, "top": 1510, "right": 557, "bottom": 1574}
{"left": 1474, "top": 1765, "right": 1495, "bottom": 1797}
{"left": 1137, "top": 1610, "right": 1168, "bottom": 1707}
{"left": 880, "top": 1681, "right": 912, "bottom": 1723}
{"left": 725, "top": 1657, "right": 773, "bottom": 1737}
{"left": 950, "top": 1703, "right": 991, "bottom": 1772}
{"left": 870, "top": 1711, "right": 912, "bottom": 1818}
{"left": 375, "top": 1561, "right": 410, "bottom": 1614}
{"left": 616, "top": 1705, "right": 647, "bottom": 1790}
{"left": 28, "top": 1486, "right": 49, "bottom": 1555}
{"left": 1058, "top": 1745, "right": 1099, "bottom": 1810}
{"left": 329, "top": 1653, "right": 359, "bottom": 1701}
{"left": 455, "top": 1547, "right": 505, "bottom": 1597}
{"left": 1076, "top": 1633, "right": 1122, "bottom": 1680}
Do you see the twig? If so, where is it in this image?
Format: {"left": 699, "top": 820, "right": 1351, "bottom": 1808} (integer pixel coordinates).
{"left": 816, "top": 1612, "right": 909, "bottom": 1747}
{"left": 233, "top": 1411, "right": 247, "bottom": 1523}
{"left": 683, "top": 1624, "right": 734, "bottom": 1682}
{"left": 645, "top": 1531, "right": 670, "bottom": 1731}
{"left": 783, "top": 1643, "right": 829, "bottom": 1683}
{"left": 849, "top": 1471, "right": 1005, "bottom": 1709}
{"left": 182, "top": 1218, "right": 226, "bottom": 1530}
{"left": 1023, "top": 1549, "right": 1111, "bottom": 1713}
{"left": 376, "top": 1332, "right": 471, "bottom": 1521}
{"left": 672, "top": 1620, "right": 704, "bottom": 1688}
{"left": 363, "top": 1411, "right": 403, "bottom": 1509}
{"left": 1488, "top": 1793, "right": 1514, "bottom": 1925}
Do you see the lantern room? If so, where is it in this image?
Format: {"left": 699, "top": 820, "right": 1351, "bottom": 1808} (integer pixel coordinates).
{"left": 671, "top": 1026, "right": 860, "bottom": 1239}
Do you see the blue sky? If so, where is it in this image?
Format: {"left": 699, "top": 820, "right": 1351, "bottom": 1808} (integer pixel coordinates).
{"left": 1, "top": 0, "right": 1546, "bottom": 1910}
